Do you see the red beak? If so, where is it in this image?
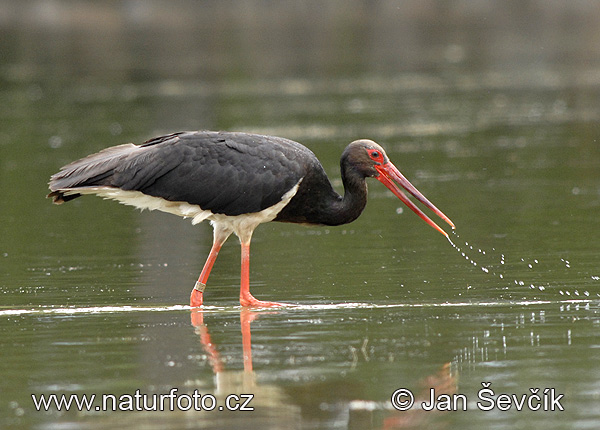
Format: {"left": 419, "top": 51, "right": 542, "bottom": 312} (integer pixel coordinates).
{"left": 375, "top": 162, "right": 455, "bottom": 237}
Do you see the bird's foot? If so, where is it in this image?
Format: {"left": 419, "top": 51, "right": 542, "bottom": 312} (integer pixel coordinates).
{"left": 190, "top": 282, "right": 205, "bottom": 308}
{"left": 239, "top": 293, "right": 289, "bottom": 308}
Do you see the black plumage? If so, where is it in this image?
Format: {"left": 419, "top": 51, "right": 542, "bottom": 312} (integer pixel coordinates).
{"left": 49, "top": 131, "right": 317, "bottom": 217}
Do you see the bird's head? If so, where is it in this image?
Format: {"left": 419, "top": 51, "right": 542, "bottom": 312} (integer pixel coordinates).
{"left": 343, "top": 139, "right": 455, "bottom": 237}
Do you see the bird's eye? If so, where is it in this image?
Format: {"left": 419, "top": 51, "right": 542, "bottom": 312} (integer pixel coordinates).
{"left": 370, "top": 150, "right": 380, "bottom": 159}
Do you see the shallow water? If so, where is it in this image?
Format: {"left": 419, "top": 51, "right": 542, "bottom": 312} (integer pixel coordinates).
{"left": 2, "top": 2, "right": 600, "bottom": 429}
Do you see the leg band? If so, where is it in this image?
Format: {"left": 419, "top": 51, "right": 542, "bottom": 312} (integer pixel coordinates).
{"left": 194, "top": 281, "right": 206, "bottom": 293}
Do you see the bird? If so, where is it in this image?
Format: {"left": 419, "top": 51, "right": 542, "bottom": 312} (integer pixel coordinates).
{"left": 48, "top": 131, "right": 455, "bottom": 307}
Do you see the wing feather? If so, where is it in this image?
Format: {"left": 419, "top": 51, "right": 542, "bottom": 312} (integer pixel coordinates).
{"left": 48, "top": 131, "right": 312, "bottom": 216}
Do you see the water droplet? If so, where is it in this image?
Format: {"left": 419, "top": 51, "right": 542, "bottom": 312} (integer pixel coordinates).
{"left": 109, "top": 122, "right": 123, "bottom": 136}
{"left": 48, "top": 135, "right": 63, "bottom": 148}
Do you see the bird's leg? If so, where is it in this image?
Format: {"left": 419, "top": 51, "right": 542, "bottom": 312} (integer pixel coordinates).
{"left": 190, "top": 241, "right": 221, "bottom": 307}
{"left": 238, "top": 239, "right": 287, "bottom": 307}
{"left": 190, "top": 225, "right": 231, "bottom": 307}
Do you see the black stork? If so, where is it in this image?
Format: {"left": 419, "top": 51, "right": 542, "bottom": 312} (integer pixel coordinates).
{"left": 48, "top": 131, "right": 454, "bottom": 307}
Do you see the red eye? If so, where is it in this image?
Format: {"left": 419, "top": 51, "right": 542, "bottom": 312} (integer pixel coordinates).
{"left": 370, "top": 150, "right": 381, "bottom": 160}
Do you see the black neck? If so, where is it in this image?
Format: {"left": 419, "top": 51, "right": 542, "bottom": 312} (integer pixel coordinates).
{"left": 318, "top": 163, "right": 368, "bottom": 226}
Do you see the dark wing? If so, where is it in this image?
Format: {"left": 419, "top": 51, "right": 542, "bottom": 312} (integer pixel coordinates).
{"left": 49, "top": 131, "right": 314, "bottom": 216}
{"left": 48, "top": 142, "right": 148, "bottom": 203}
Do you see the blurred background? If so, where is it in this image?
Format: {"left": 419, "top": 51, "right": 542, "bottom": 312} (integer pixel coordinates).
{"left": 2, "top": 2, "right": 600, "bottom": 430}
{"left": 3, "top": 0, "right": 600, "bottom": 79}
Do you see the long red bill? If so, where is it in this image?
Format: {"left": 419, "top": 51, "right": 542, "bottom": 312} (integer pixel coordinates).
{"left": 375, "top": 162, "right": 455, "bottom": 237}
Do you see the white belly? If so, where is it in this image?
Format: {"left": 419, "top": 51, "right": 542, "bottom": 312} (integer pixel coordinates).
{"left": 61, "top": 181, "right": 301, "bottom": 242}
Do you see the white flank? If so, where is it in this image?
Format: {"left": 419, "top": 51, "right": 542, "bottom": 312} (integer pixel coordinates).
{"left": 60, "top": 180, "right": 302, "bottom": 241}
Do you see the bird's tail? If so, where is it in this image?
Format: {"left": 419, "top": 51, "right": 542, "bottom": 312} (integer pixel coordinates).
{"left": 47, "top": 143, "right": 141, "bottom": 204}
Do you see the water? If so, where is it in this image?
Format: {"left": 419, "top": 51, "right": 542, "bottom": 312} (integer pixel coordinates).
{"left": 2, "top": 2, "right": 600, "bottom": 429}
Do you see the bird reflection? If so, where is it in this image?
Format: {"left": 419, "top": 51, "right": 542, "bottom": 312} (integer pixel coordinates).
{"left": 382, "top": 363, "right": 457, "bottom": 430}
{"left": 189, "top": 308, "right": 299, "bottom": 423}
{"left": 190, "top": 308, "right": 266, "bottom": 374}
{"left": 190, "top": 309, "right": 457, "bottom": 430}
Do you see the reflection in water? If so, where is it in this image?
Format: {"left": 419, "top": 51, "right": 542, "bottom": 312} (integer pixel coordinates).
{"left": 347, "top": 364, "right": 458, "bottom": 430}
{"left": 31, "top": 309, "right": 303, "bottom": 430}
{"left": 191, "top": 309, "right": 459, "bottom": 430}
{"left": 1, "top": 301, "right": 599, "bottom": 429}
{"left": 382, "top": 364, "right": 457, "bottom": 430}
{"left": 190, "top": 309, "right": 300, "bottom": 428}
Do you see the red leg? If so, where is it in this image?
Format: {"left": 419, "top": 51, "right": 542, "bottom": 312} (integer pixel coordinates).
{"left": 190, "top": 227, "right": 230, "bottom": 307}
{"left": 238, "top": 240, "right": 288, "bottom": 307}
